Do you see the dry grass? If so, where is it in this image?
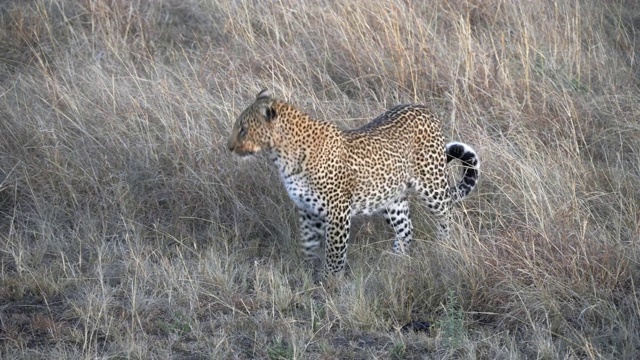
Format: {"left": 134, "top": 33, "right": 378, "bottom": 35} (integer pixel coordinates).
{"left": 1, "top": 0, "right": 639, "bottom": 358}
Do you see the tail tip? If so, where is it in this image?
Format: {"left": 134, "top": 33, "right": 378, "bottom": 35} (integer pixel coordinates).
{"left": 446, "top": 141, "right": 479, "bottom": 168}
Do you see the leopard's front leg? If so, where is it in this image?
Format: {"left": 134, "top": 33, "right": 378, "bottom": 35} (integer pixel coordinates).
{"left": 321, "top": 202, "right": 351, "bottom": 278}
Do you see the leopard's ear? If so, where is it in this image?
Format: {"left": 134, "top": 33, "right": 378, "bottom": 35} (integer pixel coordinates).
{"left": 256, "top": 88, "right": 275, "bottom": 121}
{"left": 259, "top": 102, "right": 277, "bottom": 122}
{"left": 256, "top": 88, "right": 270, "bottom": 100}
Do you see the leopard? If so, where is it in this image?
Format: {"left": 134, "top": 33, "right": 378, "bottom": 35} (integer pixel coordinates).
{"left": 227, "top": 89, "right": 479, "bottom": 279}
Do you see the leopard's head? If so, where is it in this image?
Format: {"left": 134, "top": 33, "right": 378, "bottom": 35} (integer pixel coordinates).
{"left": 227, "top": 88, "right": 279, "bottom": 157}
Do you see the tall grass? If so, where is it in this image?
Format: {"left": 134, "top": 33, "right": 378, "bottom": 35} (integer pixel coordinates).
{"left": 1, "top": 0, "right": 639, "bottom": 358}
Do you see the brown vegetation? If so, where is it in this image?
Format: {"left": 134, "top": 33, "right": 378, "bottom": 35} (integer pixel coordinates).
{"left": 1, "top": 0, "right": 639, "bottom": 358}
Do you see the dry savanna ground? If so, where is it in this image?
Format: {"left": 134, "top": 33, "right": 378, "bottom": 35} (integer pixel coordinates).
{"left": 1, "top": 0, "right": 639, "bottom": 359}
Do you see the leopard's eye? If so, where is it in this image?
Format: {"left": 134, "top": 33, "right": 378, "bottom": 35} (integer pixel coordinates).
{"left": 238, "top": 127, "right": 247, "bottom": 138}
